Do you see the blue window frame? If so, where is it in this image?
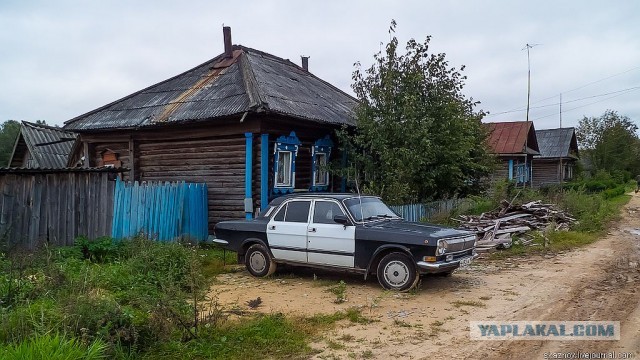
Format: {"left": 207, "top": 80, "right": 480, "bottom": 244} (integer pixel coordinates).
{"left": 273, "top": 132, "right": 301, "bottom": 195}
{"left": 310, "top": 135, "right": 333, "bottom": 191}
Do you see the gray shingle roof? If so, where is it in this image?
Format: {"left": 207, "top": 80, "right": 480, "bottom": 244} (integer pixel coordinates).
{"left": 63, "top": 45, "right": 357, "bottom": 131}
{"left": 15, "top": 122, "right": 77, "bottom": 168}
{"left": 535, "top": 127, "right": 579, "bottom": 159}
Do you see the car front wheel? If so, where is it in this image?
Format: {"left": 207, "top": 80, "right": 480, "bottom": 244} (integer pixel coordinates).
{"left": 245, "top": 244, "right": 277, "bottom": 277}
{"left": 376, "top": 252, "right": 418, "bottom": 291}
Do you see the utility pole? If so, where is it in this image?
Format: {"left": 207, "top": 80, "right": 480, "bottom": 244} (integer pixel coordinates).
{"left": 522, "top": 43, "right": 539, "bottom": 188}
{"left": 559, "top": 92, "right": 563, "bottom": 184}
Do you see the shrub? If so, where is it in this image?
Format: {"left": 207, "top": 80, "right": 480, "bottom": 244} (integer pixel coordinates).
{"left": 74, "top": 236, "right": 119, "bottom": 263}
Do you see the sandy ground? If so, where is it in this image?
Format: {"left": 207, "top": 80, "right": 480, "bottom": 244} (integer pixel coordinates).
{"left": 207, "top": 194, "right": 640, "bottom": 360}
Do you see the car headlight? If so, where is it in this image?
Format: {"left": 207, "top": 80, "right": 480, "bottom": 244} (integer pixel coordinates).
{"left": 436, "top": 239, "right": 447, "bottom": 255}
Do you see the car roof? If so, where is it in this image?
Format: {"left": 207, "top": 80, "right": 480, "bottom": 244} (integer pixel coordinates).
{"left": 268, "top": 193, "right": 375, "bottom": 207}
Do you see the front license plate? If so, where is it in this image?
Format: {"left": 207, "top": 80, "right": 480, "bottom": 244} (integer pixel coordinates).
{"left": 459, "top": 257, "right": 472, "bottom": 267}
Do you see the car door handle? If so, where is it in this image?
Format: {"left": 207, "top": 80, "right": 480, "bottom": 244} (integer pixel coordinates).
{"left": 269, "top": 225, "right": 276, "bottom": 230}
{"left": 308, "top": 228, "right": 316, "bottom": 233}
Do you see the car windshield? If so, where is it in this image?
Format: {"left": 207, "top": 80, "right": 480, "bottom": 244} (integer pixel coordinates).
{"left": 343, "top": 197, "right": 400, "bottom": 222}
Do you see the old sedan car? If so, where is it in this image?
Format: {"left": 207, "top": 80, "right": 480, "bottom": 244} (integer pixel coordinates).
{"left": 213, "top": 194, "right": 477, "bottom": 291}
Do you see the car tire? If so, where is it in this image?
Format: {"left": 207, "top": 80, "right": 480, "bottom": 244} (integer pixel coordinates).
{"left": 376, "top": 252, "right": 418, "bottom": 291}
{"left": 245, "top": 244, "right": 277, "bottom": 277}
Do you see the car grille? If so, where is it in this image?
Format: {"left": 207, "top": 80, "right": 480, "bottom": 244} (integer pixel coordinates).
{"left": 442, "top": 235, "right": 476, "bottom": 253}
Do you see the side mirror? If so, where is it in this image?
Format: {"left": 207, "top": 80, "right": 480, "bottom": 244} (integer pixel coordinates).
{"left": 333, "top": 214, "right": 349, "bottom": 225}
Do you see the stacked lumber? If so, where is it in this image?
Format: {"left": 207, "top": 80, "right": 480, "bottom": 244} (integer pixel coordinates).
{"left": 454, "top": 200, "right": 577, "bottom": 252}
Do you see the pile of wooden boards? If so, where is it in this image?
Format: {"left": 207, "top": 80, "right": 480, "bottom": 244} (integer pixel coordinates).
{"left": 453, "top": 200, "right": 577, "bottom": 252}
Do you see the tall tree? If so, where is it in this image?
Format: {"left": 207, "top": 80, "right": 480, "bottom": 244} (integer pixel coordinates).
{"left": 338, "top": 21, "right": 493, "bottom": 204}
{"left": 0, "top": 120, "right": 20, "bottom": 167}
{"left": 576, "top": 110, "right": 640, "bottom": 176}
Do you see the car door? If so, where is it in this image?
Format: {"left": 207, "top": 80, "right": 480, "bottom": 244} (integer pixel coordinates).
{"left": 266, "top": 200, "right": 311, "bottom": 263}
{"left": 307, "top": 200, "right": 356, "bottom": 267}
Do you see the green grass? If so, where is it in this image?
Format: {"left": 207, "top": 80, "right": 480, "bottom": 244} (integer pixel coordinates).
{"left": 0, "top": 333, "right": 107, "bottom": 360}
{"left": 0, "top": 237, "right": 285, "bottom": 359}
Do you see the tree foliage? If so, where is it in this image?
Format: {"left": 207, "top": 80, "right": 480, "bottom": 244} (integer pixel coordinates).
{"left": 337, "top": 21, "right": 493, "bottom": 204}
{"left": 0, "top": 120, "right": 20, "bottom": 167}
{"left": 576, "top": 110, "right": 640, "bottom": 176}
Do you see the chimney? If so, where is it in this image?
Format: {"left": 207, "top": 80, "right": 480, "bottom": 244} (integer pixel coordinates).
{"left": 301, "top": 56, "right": 309, "bottom": 71}
{"left": 223, "top": 26, "right": 233, "bottom": 58}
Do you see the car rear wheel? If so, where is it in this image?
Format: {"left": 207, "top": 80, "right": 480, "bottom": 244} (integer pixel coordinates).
{"left": 376, "top": 252, "right": 418, "bottom": 291}
{"left": 245, "top": 244, "right": 277, "bottom": 277}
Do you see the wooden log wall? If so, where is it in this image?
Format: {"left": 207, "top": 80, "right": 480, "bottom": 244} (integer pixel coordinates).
{"left": 532, "top": 160, "right": 560, "bottom": 188}
{"left": 137, "top": 136, "right": 245, "bottom": 232}
{"left": 93, "top": 143, "right": 132, "bottom": 181}
{"left": 0, "top": 171, "right": 116, "bottom": 249}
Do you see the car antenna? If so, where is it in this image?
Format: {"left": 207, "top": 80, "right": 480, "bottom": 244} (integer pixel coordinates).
{"left": 354, "top": 169, "right": 366, "bottom": 227}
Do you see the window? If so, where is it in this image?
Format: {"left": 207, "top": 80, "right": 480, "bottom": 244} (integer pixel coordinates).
{"left": 313, "top": 201, "right": 345, "bottom": 224}
{"left": 273, "top": 205, "right": 287, "bottom": 222}
{"left": 563, "top": 163, "right": 574, "bottom": 180}
{"left": 344, "top": 197, "right": 399, "bottom": 222}
{"left": 313, "top": 153, "right": 328, "bottom": 186}
{"left": 275, "top": 151, "right": 292, "bottom": 187}
{"left": 311, "top": 136, "right": 333, "bottom": 191}
{"left": 284, "top": 201, "right": 311, "bottom": 223}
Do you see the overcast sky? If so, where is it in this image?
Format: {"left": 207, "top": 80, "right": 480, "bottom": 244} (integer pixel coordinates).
{"left": 1, "top": 0, "right": 639, "bottom": 130}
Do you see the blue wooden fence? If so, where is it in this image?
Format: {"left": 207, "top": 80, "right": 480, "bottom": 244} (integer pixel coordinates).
{"left": 390, "top": 198, "right": 474, "bottom": 222}
{"left": 111, "top": 179, "right": 208, "bottom": 242}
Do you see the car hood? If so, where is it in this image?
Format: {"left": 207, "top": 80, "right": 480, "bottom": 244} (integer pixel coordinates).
{"left": 363, "top": 220, "right": 473, "bottom": 240}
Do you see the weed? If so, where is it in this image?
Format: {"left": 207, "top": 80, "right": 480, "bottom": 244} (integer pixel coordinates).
{"left": 345, "top": 307, "right": 373, "bottom": 324}
{"left": 361, "top": 349, "right": 375, "bottom": 359}
{"left": 339, "top": 334, "right": 355, "bottom": 342}
{"left": 393, "top": 319, "right": 411, "bottom": 328}
{"left": 452, "top": 300, "right": 486, "bottom": 308}
{"left": 0, "top": 333, "right": 107, "bottom": 359}
{"left": 429, "top": 320, "right": 448, "bottom": 336}
{"left": 327, "top": 280, "right": 347, "bottom": 304}
{"left": 326, "top": 339, "right": 345, "bottom": 350}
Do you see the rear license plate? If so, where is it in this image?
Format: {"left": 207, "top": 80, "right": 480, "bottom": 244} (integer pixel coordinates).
{"left": 459, "top": 257, "right": 472, "bottom": 267}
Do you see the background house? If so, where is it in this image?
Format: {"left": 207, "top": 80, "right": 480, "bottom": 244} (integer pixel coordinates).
{"left": 8, "top": 121, "right": 77, "bottom": 169}
{"left": 532, "top": 127, "right": 579, "bottom": 188}
{"left": 63, "top": 27, "right": 357, "bottom": 231}
{"left": 484, "top": 121, "right": 540, "bottom": 185}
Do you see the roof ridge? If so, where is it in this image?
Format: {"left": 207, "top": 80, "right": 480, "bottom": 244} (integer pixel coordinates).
{"left": 238, "top": 45, "right": 358, "bottom": 104}
{"left": 23, "top": 121, "right": 73, "bottom": 134}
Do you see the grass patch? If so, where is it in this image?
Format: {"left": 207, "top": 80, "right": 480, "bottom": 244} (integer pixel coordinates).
{"left": 0, "top": 237, "right": 324, "bottom": 359}
{"left": 452, "top": 300, "right": 486, "bottom": 308}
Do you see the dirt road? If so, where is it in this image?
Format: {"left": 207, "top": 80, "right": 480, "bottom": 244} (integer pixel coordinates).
{"left": 208, "top": 195, "right": 640, "bottom": 359}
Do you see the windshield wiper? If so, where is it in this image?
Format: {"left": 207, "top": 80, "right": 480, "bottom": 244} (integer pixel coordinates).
{"left": 363, "top": 215, "right": 381, "bottom": 221}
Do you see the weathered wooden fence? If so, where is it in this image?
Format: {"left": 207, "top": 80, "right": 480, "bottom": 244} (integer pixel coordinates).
{"left": 390, "top": 198, "right": 476, "bottom": 222}
{"left": 0, "top": 169, "right": 119, "bottom": 248}
{"left": 111, "top": 179, "right": 208, "bottom": 242}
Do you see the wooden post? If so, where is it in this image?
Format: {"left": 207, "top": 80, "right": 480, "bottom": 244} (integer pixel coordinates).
{"left": 83, "top": 142, "right": 90, "bottom": 168}
{"left": 129, "top": 137, "right": 135, "bottom": 181}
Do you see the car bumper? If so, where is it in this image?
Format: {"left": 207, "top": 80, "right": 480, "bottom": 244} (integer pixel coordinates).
{"left": 416, "top": 252, "right": 479, "bottom": 273}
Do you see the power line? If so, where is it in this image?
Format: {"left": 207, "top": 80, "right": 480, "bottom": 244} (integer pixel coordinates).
{"left": 487, "top": 65, "right": 640, "bottom": 116}
{"left": 531, "top": 87, "right": 639, "bottom": 121}
{"left": 487, "top": 86, "right": 640, "bottom": 116}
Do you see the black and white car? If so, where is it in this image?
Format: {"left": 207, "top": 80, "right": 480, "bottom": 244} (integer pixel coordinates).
{"left": 213, "top": 194, "right": 477, "bottom": 291}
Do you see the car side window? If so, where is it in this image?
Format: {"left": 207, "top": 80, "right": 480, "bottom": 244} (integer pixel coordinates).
{"left": 283, "top": 201, "right": 311, "bottom": 223}
{"left": 273, "top": 204, "right": 287, "bottom": 222}
{"left": 313, "top": 201, "right": 345, "bottom": 224}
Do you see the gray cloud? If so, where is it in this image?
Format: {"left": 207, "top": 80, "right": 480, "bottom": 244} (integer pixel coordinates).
{"left": 1, "top": 0, "right": 638, "bottom": 130}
